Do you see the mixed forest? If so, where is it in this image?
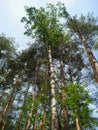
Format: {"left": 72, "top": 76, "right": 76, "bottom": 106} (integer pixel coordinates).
{"left": 0, "top": 2, "right": 98, "bottom": 130}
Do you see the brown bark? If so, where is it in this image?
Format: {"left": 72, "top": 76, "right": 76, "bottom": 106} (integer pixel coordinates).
{"left": 74, "top": 108, "right": 81, "bottom": 130}
{"left": 2, "top": 121, "right": 6, "bottom": 130}
{"left": 48, "top": 46, "right": 59, "bottom": 130}
{"left": 0, "top": 89, "right": 5, "bottom": 102}
{"left": 75, "top": 22, "right": 98, "bottom": 82}
{"left": 42, "top": 107, "right": 46, "bottom": 130}
{"left": 0, "top": 74, "right": 22, "bottom": 125}
{"left": 68, "top": 64, "right": 73, "bottom": 83}
{"left": 60, "top": 53, "right": 69, "bottom": 130}
{"left": 15, "top": 80, "right": 30, "bottom": 130}
{"left": 75, "top": 116, "right": 81, "bottom": 130}
{"left": 25, "top": 61, "right": 38, "bottom": 130}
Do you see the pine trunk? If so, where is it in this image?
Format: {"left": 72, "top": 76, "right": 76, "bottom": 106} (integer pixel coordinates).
{"left": 60, "top": 54, "right": 69, "bottom": 130}
{"left": 48, "top": 46, "right": 59, "bottom": 130}
{"left": 25, "top": 62, "right": 38, "bottom": 130}
{"left": 75, "top": 116, "right": 81, "bottom": 130}
{"left": 77, "top": 29, "right": 98, "bottom": 82}
{"left": 74, "top": 108, "right": 81, "bottom": 130}
{"left": 0, "top": 75, "right": 21, "bottom": 125}
{"left": 2, "top": 121, "right": 6, "bottom": 130}
{"left": 15, "top": 80, "right": 30, "bottom": 130}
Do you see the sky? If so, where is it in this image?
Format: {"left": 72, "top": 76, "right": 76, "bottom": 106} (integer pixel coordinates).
{"left": 0, "top": 0, "right": 98, "bottom": 50}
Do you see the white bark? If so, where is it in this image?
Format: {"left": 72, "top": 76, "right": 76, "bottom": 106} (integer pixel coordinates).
{"left": 48, "top": 46, "right": 59, "bottom": 130}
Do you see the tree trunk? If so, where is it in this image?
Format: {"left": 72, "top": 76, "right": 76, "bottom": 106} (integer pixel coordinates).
{"left": 48, "top": 46, "right": 59, "bottom": 130}
{"left": 0, "top": 89, "right": 5, "bottom": 102}
{"left": 60, "top": 53, "right": 69, "bottom": 130}
{"left": 25, "top": 113, "right": 32, "bottom": 130}
{"left": 75, "top": 116, "right": 81, "bottom": 130}
{"left": 77, "top": 27, "right": 98, "bottom": 82}
{"left": 2, "top": 121, "right": 6, "bottom": 130}
{"left": 0, "top": 74, "right": 22, "bottom": 125}
{"left": 42, "top": 106, "right": 46, "bottom": 130}
{"left": 25, "top": 62, "right": 38, "bottom": 130}
{"left": 15, "top": 80, "right": 30, "bottom": 130}
{"left": 74, "top": 108, "right": 81, "bottom": 130}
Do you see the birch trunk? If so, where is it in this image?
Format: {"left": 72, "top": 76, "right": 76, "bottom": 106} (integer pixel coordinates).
{"left": 48, "top": 46, "right": 59, "bottom": 130}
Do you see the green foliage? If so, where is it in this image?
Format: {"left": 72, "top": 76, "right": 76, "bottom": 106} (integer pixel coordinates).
{"left": 0, "top": 33, "right": 16, "bottom": 59}
{"left": 67, "top": 13, "right": 98, "bottom": 47}
{"left": 94, "top": 41, "right": 98, "bottom": 49}
{"left": 21, "top": 3, "right": 65, "bottom": 49}
{"left": 62, "top": 82, "right": 98, "bottom": 129}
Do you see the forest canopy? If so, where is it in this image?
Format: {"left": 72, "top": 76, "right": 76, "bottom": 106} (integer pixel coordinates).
{"left": 0, "top": 2, "right": 98, "bottom": 130}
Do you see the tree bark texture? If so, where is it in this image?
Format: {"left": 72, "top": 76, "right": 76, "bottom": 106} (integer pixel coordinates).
{"left": 25, "top": 62, "right": 38, "bottom": 130}
{"left": 60, "top": 53, "right": 69, "bottom": 130}
{"left": 48, "top": 46, "right": 59, "bottom": 130}
{"left": 75, "top": 116, "right": 81, "bottom": 130}
{"left": 0, "top": 74, "right": 22, "bottom": 125}
{"left": 16, "top": 80, "right": 30, "bottom": 130}
{"left": 75, "top": 24, "right": 98, "bottom": 83}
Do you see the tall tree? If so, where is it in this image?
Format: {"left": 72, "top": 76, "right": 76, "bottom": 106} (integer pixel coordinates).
{"left": 67, "top": 14, "right": 98, "bottom": 82}
{"left": 0, "top": 34, "right": 18, "bottom": 128}
{"left": 21, "top": 4, "right": 67, "bottom": 130}
{"left": 58, "top": 3, "right": 98, "bottom": 82}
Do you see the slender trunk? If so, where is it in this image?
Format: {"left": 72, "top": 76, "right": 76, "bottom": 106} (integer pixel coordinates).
{"left": 2, "top": 121, "right": 6, "bottom": 130}
{"left": 25, "top": 112, "right": 32, "bottom": 130}
{"left": 25, "top": 91, "right": 35, "bottom": 130}
{"left": 0, "top": 74, "right": 21, "bottom": 124}
{"left": 74, "top": 108, "right": 81, "bottom": 130}
{"left": 75, "top": 116, "right": 81, "bottom": 130}
{"left": 15, "top": 80, "right": 30, "bottom": 130}
{"left": 42, "top": 106, "right": 46, "bottom": 130}
{"left": 77, "top": 26, "right": 98, "bottom": 82}
{"left": 25, "top": 62, "right": 38, "bottom": 130}
{"left": 39, "top": 121, "right": 43, "bottom": 130}
{"left": 48, "top": 45, "right": 59, "bottom": 130}
{"left": 0, "top": 86, "right": 15, "bottom": 119}
{"left": 32, "top": 106, "right": 39, "bottom": 130}
{"left": 60, "top": 52, "right": 69, "bottom": 130}
{"left": 0, "top": 89, "right": 5, "bottom": 102}
{"left": 68, "top": 64, "right": 73, "bottom": 83}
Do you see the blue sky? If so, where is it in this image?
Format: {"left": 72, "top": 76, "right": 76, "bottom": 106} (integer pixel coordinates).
{"left": 0, "top": 0, "right": 98, "bottom": 50}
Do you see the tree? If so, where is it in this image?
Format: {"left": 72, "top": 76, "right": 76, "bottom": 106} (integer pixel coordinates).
{"left": 67, "top": 14, "right": 98, "bottom": 83}
{"left": 21, "top": 4, "right": 66, "bottom": 130}
{"left": 63, "top": 83, "right": 98, "bottom": 130}
{"left": 0, "top": 34, "right": 18, "bottom": 128}
{"left": 58, "top": 3, "right": 98, "bottom": 82}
